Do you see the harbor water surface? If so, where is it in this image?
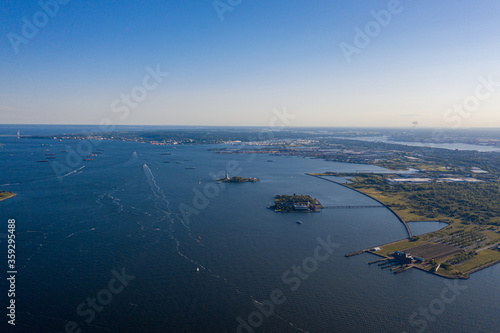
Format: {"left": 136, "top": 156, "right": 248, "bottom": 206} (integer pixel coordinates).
{"left": 0, "top": 127, "right": 499, "bottom": 332}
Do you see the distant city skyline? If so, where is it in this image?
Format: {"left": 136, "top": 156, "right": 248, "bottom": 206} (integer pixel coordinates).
{"left": 1, "top": 0, "right": 499, "bottom": 128}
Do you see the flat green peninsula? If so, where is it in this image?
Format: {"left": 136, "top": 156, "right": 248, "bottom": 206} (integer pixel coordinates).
{"left": 269, "top": 194, "right": 323, "bottom": 212}
{"left": 0, "top": 191, "right": 17, "bottom": 202}
{"left": 309, "top": 172, "right": 500, "bottom": 279}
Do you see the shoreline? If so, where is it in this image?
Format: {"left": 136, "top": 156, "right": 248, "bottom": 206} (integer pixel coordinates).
{"left": 306, "top": 174, "right": 413, "bottom": 238}
{"left": 362, "top": 245, "right": 500, "bottom": 279}
{"left": 309, "top": 173, "right": 500, "bottom": 279}
{"left": 0, "top": 193, "right": 17, "bottom": 202}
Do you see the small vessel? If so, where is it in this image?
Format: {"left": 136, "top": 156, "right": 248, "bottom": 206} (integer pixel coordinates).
{"left": 196, "top": 267, "right": 199, "bottom": 272}
{"left": 84, "top": 158, "right": 93, "bottom": 161}
{"left": 198, "top": 235, "right": 201, "bottom": 241}
{"left": 37, "top": 160, "right": 49, "bottom": 163}
{"left": 296, "top": 221, "right": 303, "bottom": 224}
{"left": 46, "top": 157, "right": 56, "bottom": 159}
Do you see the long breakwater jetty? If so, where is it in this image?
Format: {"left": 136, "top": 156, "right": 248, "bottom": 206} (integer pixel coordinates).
{"left": 368, "top": 259, "right": 388, "bottom": 265}
{"left": 306, "top": 174, "right": 413, "bottom": 238}
{"left": 345, "top": 249, "right": 368, "bottom": 257}
{"left": 322, "top": 205, "right": 383, "bottom": 209}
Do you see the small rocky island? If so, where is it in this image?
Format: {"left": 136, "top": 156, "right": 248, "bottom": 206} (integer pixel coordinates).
{"left": 0, "top": 190, "right": 16, "bottom": 202}
{"left": 268, "top": 194, "right": 323, "bottom": 212}
{"left": 217, "top": 170, "right": 260, "bottom": 183}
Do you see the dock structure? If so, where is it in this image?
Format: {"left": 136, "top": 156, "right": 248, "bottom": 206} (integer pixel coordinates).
{"left": 345, "top": 246, "right": 419, "bottom": 275}
{"left": 394, "top": 265, "right": 413, "bottom": 274}
{"left": 379, "top": 261, "right": 394, "bottom": 267}
{"left": 368, "top": 259, "right": 388, "bottom": 265}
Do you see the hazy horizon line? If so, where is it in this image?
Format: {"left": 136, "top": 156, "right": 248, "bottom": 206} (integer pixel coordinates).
{"left": 1, "top": 123, "right": 499, "bottom": 130}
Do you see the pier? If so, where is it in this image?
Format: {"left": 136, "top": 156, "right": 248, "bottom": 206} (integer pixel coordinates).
{"left": 381, "top": 263, "right": 398, "bottom": 269}
{"left": 368, "top": 259, "right": 387, "bottom": 265}
{"left": 394, "top": 265, "right": 413, "bottom": 274}
{"left": 346, "top": 247, "right": 417, "bottom": 275}
{"left": 322, "top": 205, "right": 384, "bottom": 209}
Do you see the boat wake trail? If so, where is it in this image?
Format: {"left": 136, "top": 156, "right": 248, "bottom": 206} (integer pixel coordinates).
{"left": 141, "top": 164, "right": 174, "bottom": 234}
{"left": 60, "top": 165, "right": 85, "bottom": 178}
{"left": 141, "top": 165, "right": 309, "bottom": 333}
{"left": 95, "top": 186, "right": 125, "bottom": 214}
{"left": 122, "top": 151, "right": 139, "bottom": 167}
{"left": 0, "top": 165, "right": 86, "bottom": 187}
{"left": 143, "top": 164, "right": 167, "bottom": 202}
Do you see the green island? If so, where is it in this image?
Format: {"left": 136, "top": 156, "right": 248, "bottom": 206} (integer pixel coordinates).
{"left": 217, "top": 171, "right": 260, "bottom": 183}
{"left": 0, "top": 190, "right": 17, "bottom": 202}
{"left": 309, "top": 172, "right": 500, "bottom": 279}
{"left": 268, "top": 194, "right": 323, "bottom": 212}
{"left": 218, "top": 176, "right": 260, "bottom": 183}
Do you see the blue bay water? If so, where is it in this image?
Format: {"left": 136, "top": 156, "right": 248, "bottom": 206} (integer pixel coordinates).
{"left": 0, "top": 130, "right": 499, "bottom": 332}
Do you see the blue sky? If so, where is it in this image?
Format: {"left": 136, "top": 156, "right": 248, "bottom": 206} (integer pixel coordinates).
{"left": 1, "top": 0, "right": 499, "bottom": 127}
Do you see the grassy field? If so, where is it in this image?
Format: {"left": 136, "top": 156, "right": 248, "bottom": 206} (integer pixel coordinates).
{"left": 360, "top": 184, "right": 500, "bottom": 277}
{"left": 371, "top": 158, "right": 450, "bottom": 172}
{"left": 351, "top": 187, "right": 435, "bottom": 222}
{"left": 311, "top": 173, "right": 500, "bottom": 278}
{"left": 452, "top": 249, "right": 500, "bottom": 273}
